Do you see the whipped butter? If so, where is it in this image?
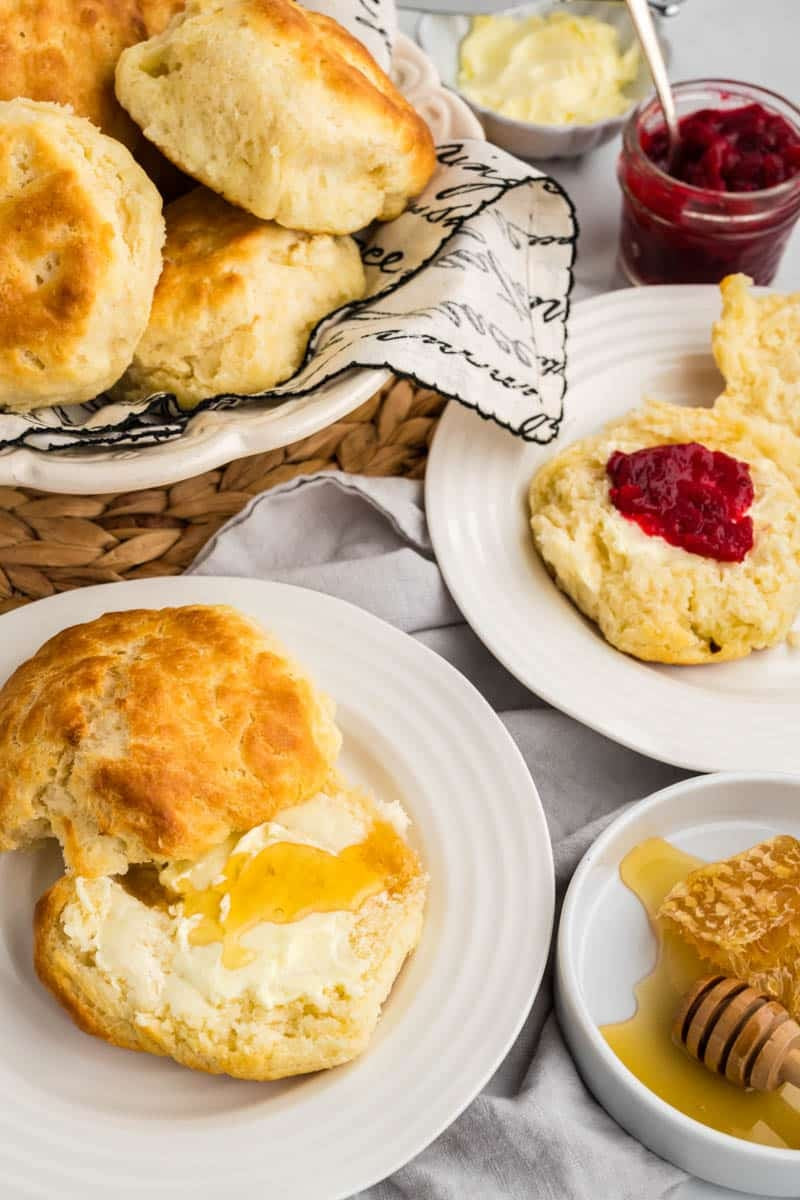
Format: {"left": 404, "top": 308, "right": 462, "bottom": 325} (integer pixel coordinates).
{"left": 458, "top": 11, "right": 640, "bottom": 125}
{"left": 60, "top": 789, "right": 414, "bottom": 1028}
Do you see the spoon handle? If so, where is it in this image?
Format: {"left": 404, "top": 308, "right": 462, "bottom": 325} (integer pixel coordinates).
{"left": 625, "top": 0, "right": 680, "bottom": 159}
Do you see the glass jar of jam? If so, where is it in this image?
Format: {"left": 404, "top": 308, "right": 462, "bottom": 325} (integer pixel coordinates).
{"left": 617, "top": 80, "right": 800, "bottom": 286}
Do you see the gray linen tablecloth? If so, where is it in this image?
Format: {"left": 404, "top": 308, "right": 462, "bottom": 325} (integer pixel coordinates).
{"left": 189, "top": 472, "right": 691, "bottom": 1199}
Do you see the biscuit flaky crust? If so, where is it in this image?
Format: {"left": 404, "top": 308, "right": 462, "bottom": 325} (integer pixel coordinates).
{"left": 0, "top": 1, "right": 187, "bottom": 198}
{"left": 139, "top": 0, "right": 186, "bottom": 36}
{"left": 0, "top": 0, "right": 146, "bottom": 148}
{"left": 33, "top": 783, "right": 426, "bottom": 1081}
{"left": 113, "top": 187, "right": 366, "bottom": 405}
{"left": 0, "top": 605, "right": 341, "bottom": 875}
{"left": 713, "top": 273, "right": 800, "bottom": 436}
{"left": 115, "top": 0, "right": 437, "bottom": 234}
{"left": 529, "top": 401, "right": 800, "bottom": 665}
{"left": 0, "top": 98, "right": 164, "bottom": 412}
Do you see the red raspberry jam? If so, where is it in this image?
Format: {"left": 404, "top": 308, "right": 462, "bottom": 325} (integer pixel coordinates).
{"left": 606, "top": 442, "right": 754, "bottom": 563}
{"left": 644, "top": 105, "right": 800, "bottom": 192}
{"left": 617, "top": 82, "right": 800, "bottom": 286}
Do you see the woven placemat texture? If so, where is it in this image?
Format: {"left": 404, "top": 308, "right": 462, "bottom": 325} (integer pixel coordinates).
{"left": 0, "top": 380, "right": 446, "bottom": 614}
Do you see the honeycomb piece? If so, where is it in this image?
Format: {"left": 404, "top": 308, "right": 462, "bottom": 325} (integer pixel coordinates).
{"left": 659, "top": 836, "right": 800, "bottom": 1019}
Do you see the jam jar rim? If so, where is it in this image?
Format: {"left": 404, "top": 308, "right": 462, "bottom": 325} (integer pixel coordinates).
{"left": 622, "top": 77, "right": 800, "bottom": 205}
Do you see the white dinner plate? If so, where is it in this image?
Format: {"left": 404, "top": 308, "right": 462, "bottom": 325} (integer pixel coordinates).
{"left": 0, "top": 575, "right": 553, "bottom": 1200}
{"left": 426, "top": 284, "right": 800, "bottom": 775}
{"left": 0, "top": 37, "right": 483, "bottom": 496}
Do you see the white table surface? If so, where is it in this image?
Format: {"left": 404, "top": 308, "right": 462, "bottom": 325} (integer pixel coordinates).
{"left": 405, "top": 2, "right": 799, "bottom": 1196}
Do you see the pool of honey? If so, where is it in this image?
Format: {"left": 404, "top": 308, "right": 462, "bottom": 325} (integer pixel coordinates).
{"left": 601, "top": 837, "right": 800, "bottom": 1148}
{"left": 173, "top": 818, "right": 413, "bottom": 969}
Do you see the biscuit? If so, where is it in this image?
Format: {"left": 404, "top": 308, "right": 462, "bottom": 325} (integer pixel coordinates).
{"left": 528, "top": 401, "right": 800, "bottom": 664}
{"left": 115, "top": 0, "right": 437, "bottom": 234}
{"left": 0, "top": 0, "right": 146, "bottom": 149}
{"left": 713, "top": 273, "right": 800, "bottom": 434}
{"left": 140, "top": 0, "right": 186, "bottom": 35}
{"left": 0, "top": 605, "right": 342, "bottom": 876}
{"left": 34, "top": 778, "right": 427, "bottom": 1080}
{"left": 0, "top": 99, "right": 164, "bottom": 412}
{"left": 0, "top": 1, "right": 188, "bottom": 200}
{"left": 112, "top": 187, "right": 366, "bottom": 406}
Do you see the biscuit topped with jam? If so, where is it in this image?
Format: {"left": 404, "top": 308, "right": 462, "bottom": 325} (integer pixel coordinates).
{"left": 529, "top": 400, "right": 800, "bottom": 664}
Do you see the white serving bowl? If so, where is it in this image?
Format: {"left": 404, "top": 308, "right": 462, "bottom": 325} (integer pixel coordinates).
{"left": 418, "top": 0, "right": 669, "bottom": 160}
{"left": 556, "top": 772, "right": 800, "bottom": 1197}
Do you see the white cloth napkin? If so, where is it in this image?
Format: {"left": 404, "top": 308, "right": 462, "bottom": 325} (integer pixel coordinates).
{"left": 0, "top": 0, "right": 576, "bottom": 453}
{"left": 188, "top": 471, "right": 691, "bottom": 1200}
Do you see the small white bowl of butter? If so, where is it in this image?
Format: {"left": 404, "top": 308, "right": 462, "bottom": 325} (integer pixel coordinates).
{"left": 417, "top": 0, "right": 668, "bottom": 160}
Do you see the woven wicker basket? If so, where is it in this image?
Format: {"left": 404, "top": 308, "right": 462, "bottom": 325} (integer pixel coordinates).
{"left": 0, "top": 379, "right": 445, "bottom": 613}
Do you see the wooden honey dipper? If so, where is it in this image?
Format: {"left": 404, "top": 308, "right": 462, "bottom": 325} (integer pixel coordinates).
{"left": 674, "top": 975, "right": 800, "bottom": 1092}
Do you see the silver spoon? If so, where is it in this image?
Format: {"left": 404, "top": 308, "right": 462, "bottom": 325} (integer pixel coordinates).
{"left": 625, "top": 0, "right": 681, "bottom": 169}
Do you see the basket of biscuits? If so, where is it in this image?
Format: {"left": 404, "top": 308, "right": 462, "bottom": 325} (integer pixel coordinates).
{"left": 0, "top": 0, "right": 577, "bottom": 497}
{"left": 0, "top": 0, "right": 435, "bottom": 447}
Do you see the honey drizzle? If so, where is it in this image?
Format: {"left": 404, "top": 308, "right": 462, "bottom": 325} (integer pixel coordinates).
{"left": 601, "top": 837, "right": 800, "bottom": 1148}
{"left": 173, "top": 818, "right": 413, "bottom": 970}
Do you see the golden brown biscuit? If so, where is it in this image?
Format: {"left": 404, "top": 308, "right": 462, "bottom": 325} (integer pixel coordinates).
{"left": 34, "top": 778, "right": 427, "bottom": 1080}
{"left": 0, "top": 2, "right": 189, "bottom": 200}
{"left": 0, "top": 98, "right": 164, "bottom": 412}
{"left": 115, "top": 0, "right": 437, "bottom": 234}
{"left": 0, "top": 605, "right": 341, "bottom": 876}
{"left": 112, "top": 187, "right": 366, "bottom": 406}
{"left": 0, "top": 0, "right": 147, "bottom": 148}
{"left": 713, "top": 273, "right": 800, "bottom": 435}
{"left": 529, "top": 401, "right": 800, "bottom": 664}
{"left": 140, "top": 0, "right": 186, "bottom": 35}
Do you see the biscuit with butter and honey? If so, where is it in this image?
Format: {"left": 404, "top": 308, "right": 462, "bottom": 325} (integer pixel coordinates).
{"left": 528, "top": 400, "right": 800, "bottom": 664}
{"left": 114, "top": 0, "right": 437, "bottom": 234}
{"left": 0, "top": 605, "right": 341, "bottom": 876}
{"left": 713, "top": 274, "right": 800, "bottom": 435}
{"left": 139, "top": 0, "right": 186, "bottom": 35}
{"left": 34, "top": 778, "right": 427, "bottom": 1080}
{"left": 112, "top": 188, "right": 366, "bottom": 406}
{"left": 0, "top": 98, "right": 164, "bottom": 413}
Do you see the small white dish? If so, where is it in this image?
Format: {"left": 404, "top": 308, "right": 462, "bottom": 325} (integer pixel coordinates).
{"left": 417, "top": 0, "right": 668, "bottom": 160}
{"left": 557, "top": 771, "right": 800, "bottom": 1197}
{"left": 0, "top": 36, "right": 483, "bottom": 496}
{"left": 426, "top": 284, "right": 800, "bottom": 775}
{"left": 0, "top": 575, "right": 553, "bottom": 1199}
